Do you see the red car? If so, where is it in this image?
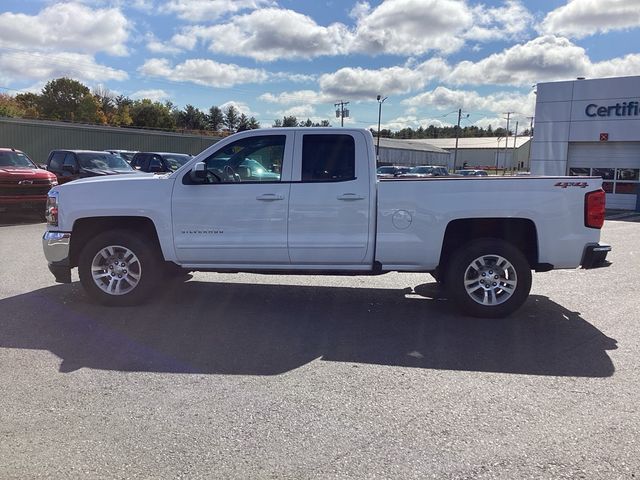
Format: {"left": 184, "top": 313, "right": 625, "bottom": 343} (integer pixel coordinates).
{"left": 0, "top": 148, "right": 58, "bottom": 214}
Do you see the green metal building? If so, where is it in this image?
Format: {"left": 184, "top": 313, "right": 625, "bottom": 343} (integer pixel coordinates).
{"left": 0, "top": 117, "right": 222, "bottom": 163}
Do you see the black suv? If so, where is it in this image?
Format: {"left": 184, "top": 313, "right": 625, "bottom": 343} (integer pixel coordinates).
{"left": 130, "top": 152, "right": 192, "bottom": 173}
{"left": 46, "top": 150, "right": 137, "bottom": 184}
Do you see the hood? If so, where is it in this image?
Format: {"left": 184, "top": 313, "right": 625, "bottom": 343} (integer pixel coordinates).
{"left": 82, "top": 167, "right": 141, "bottom": 176}
{"left": 58, "top": 172, "right": 156, "bottom": 187}
{"left": 0, "top": 166, "right": 56, "bottom": 181}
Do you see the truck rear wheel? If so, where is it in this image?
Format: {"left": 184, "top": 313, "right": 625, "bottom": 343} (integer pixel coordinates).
{"left": 445, "top": 238, "right": 532, "bottom": 318}
{"left": 78, "top": 229, "right": 160, "bottom": 306}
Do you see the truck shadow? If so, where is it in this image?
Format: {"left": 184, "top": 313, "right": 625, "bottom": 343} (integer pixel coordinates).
{"left": 0, "top": 280, "right": 617, "bottom": 377}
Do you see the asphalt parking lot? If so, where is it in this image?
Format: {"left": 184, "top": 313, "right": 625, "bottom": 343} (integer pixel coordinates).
{"left": 1, "top": 216, "right": 638, "bottom": 479}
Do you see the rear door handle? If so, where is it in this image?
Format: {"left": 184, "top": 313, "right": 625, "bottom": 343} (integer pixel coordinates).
{"left": 256, "top": 193, "right": 284, "bottom": 201}
{"left": 337, "top": 193, "right": 365, "bottom": 201}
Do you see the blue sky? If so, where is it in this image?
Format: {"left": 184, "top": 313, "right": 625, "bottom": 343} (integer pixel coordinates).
{"left": 1, "top": 0, "right": 640, "bottom": 131}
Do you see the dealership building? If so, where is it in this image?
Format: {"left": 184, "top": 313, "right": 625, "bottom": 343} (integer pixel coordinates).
{"left": 531, "top": 75, "right": 640, "bottom": 211}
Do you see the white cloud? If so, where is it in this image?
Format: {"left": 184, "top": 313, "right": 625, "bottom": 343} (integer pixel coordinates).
{"left": 270, "top": 72, "right": 317, "bottom": 83}
{"left": 0, "top": 2, "right": 130, "bottom": 56}
{"left": 0, "top": 51, "right": 128, "bottom": 85}
{"left": 162, "top": 0, "right": 275, "bottom": 22}
{"left": 138, "top": 58, "right": 268, "bottom": 87}
{"left": 590, "top": 53, "right": 640, "bottom": 78}
{"left": 448, "top": 35, "right": 640, "bottom": 86}
{"left": 219, "top": 100, "right": 256, "bottom": 117}
{"left": 352, "top": 0, "right": 472, "bottom": 55}
{"left": 466, "top": 0, "right": 533, "bottom": 42}
{"left": 146, "top": 34, "right": 183, "bottom": 55}
{"left": 259, "top": 90, "right": 331, "bottom": 105}
{"left": 191, "top": 8, "right": 351, "bottom": 61}
{"left": 130, "top": 89, "right": 170, "bottom": 101}
{"left": 349, "top": 1, "right": 371, "bottom": 21}
{"left": 403, "top": 86, "right": 536, "bottom": 119}
{"left": 318, "top": 58, "right": 448, "bottom": 99}
{"left": 418, "top": 118, "right": 453, "bottom": 128}
{"left": 374, "top": 115, "right": 418, "bottom": 131}
{"left": 177, "top": 1, "right": 533, "bottom": 62}
{"left": 471, "top": 117, "right": 508, "bottom": 129}
{"left": 540, "top": 0, "right": 640, "bottom": 38}
{"left": 277, "top": 105, "right": 317, "bottom": 118}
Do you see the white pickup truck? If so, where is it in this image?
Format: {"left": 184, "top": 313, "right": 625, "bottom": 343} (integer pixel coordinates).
{"left": 43, "top": 128, "right": 611, "bottom": 317}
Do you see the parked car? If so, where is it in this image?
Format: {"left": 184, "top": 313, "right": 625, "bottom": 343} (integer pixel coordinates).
{"left": 45, "top": 150, "right": 137, "bottom": 184}
{"left": 455, "top": 169, "right": 489, "bottom": 176}
{"left": 105, "top": 149, "right": 137, "bottom": 163}
{"left": 130, "top": 152, "right": 192, "bottom": 173}
{"left": 398, "top": 165, "right": 449, "bottom": 178}
{"left": 43, "top": 128, "right": 610, "bottom": 318}
{"left": 0, "top": 148, "right": 57, "bottom": 214}
{"left": 376, "top": 165, "right": 411, "bottom": 178}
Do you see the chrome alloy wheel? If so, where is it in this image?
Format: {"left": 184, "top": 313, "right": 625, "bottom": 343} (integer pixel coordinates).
{"left": 463, "top": 254, "right": 517, "bottom": 306}
{"left": 90, "top": 245, "right": 142, "bottom": 296}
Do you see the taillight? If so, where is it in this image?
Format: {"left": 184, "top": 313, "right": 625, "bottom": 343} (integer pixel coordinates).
{"left": 46, "top": 193, "right": 58, "bottom": 226}
{"left": 585, "top": 189, "right": 605, "bottom": 229}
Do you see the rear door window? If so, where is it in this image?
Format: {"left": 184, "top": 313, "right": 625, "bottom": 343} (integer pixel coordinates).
{"left": 301, "top": 134, "right": 355, "bottom": 182}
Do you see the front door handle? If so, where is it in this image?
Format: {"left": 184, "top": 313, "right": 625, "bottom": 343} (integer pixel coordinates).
{"left": 256, "top": 193, "right": 284, "bottom": 201}
{"left": 337, "top": 193, "right": 365, "bottom": 201}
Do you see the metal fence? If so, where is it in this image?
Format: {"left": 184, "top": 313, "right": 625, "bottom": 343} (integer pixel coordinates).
{"left": 0, "top": 117, "right": 222, "bottom": 163}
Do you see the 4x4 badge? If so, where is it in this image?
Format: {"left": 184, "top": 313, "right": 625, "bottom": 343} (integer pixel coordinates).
{"left": 554, "top": 181, "right": 588, "bottom": 188}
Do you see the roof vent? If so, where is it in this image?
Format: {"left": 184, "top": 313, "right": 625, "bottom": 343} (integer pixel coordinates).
{"left": 577, "top": 77, "right": 586, "bottom": 80}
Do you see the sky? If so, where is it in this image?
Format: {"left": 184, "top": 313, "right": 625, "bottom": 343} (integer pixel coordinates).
{"left": 1, "top": 0, "right": 640, "bottom": 132}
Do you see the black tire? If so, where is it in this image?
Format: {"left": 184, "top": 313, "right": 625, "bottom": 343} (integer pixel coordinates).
{"left": 78, "top": 229, "right": 161, "bottom": 306}
{"left": 445, "top": 238, "right": 532, "bottom": 318}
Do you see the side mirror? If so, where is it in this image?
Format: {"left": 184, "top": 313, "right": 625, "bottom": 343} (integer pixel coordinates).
{"left": 62, "top": 164, "right": 77, "bottom": 174}
{"left": 190, "top": 162, "right": 207, "bottom": 182}
{"left": 148, "top": 164, "right": 163, "bottom": 173}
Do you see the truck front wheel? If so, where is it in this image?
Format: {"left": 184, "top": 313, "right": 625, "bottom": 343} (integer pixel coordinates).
{"left": 445, "top": 238, "right": 532, "bottom": 318}
{"left": 78, "top": 229, "right": 161, "bottom": 306}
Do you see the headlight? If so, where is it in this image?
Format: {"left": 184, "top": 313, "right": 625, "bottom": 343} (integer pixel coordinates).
{"left": 45, "top": 192, "right": 59, "bottom": 226}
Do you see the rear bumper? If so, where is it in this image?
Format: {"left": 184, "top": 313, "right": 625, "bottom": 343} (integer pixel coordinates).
{"left": 43, "top": 231, "right": 72, "bottom": 283}
{"left": 581, "top": 243, "right": 612, "bottom": 269}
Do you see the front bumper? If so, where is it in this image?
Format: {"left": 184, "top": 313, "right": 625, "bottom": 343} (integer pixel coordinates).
{"left": 43, "top": 231, "right": 72, "bottom": 283}
{"left": 581, "top": 243, "right": 612, "bottom": 269}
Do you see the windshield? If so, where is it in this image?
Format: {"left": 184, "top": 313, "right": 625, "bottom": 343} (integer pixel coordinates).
{"left": 409, "top": 166, "right": 434, "bottom": 174}
{"left": 78, "top": 153, "right": 133, "bottom": 171}
{"left": 163, "top": 154, "right": 191, "bottom": 171}
{"left": 377, "top": 166, "right": 396, "bottom": 174}
{"left": 0, "top": 151, "right": 36, "bottom": 168}
{"left": 118, "top": 152, "right": 136, "bottom": 162}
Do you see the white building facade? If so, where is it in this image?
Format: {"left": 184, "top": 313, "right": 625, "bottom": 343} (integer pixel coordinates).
{"left": 531, "top": 76, "right": 640, "bottom": 211}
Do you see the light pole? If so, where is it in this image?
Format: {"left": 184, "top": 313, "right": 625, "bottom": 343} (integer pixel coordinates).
{"left": 453, "top": 108, "right": 469, "bottom": 171}
{"left": 376, "top": 95, "right": 387, "bottom": 158}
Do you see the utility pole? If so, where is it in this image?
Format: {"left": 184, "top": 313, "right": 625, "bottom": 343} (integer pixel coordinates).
{"left": 526, "top": 116, "right": 534, "bottom": 171}
{"left": 376, "top": 95, "right": 388, "bottom": 158}
{"left": 512, "top": 121, "right": 519, "bottom": 172}
{"left": 453, "top": 108, "right": 469, "bottom": 171}
{"left": 334, "top": 100, "right": 350, "bottom": 127}
{"left": 502, "top": 112, "right": 513, "bottom": 170}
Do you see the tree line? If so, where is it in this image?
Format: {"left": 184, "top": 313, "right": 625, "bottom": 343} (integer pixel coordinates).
{"left": 0, "top": 77, "right": 337, "bottom": 135}
{"left": 373, "top": 124, "right": 531, "bottom": 140}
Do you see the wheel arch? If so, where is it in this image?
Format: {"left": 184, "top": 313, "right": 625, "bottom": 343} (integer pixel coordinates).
{"left": 438, "top": 218, "right": 540, "bottom": 274}
{"left": 69, "top": 216, "right": 163, "bottom": 267}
